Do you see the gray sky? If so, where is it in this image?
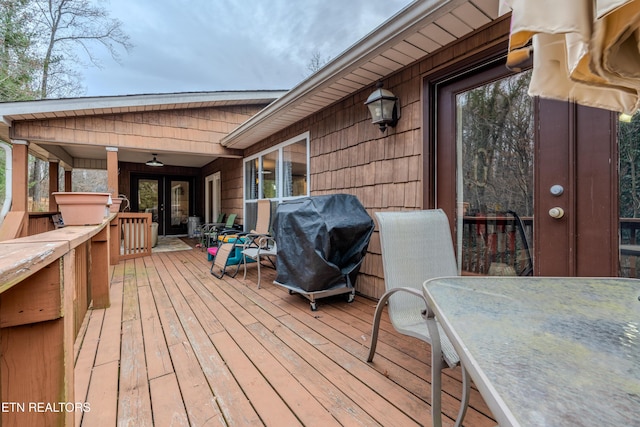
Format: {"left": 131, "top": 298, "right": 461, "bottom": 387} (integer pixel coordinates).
{"left": 81, "top": 0, "right": 414, "bottom": 96}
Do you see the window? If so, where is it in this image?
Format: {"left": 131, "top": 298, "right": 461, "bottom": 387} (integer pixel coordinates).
{"left": 244, "top": 132, "right": 309, "bottom": 230}
{"left": 282, "top": 139, "right": 308, "bottom": 198}
{"left": 0, "top": 142, "right": 9, "bottom": 223}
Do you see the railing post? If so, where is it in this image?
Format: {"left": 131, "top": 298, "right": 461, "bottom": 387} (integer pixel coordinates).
{"left": 0, "top": 252, "right": 76, "bottom": 427}
{"left": 91, "top": 226, "right": 111, "bottom": 308}
{"left": 110, "top": 215, "right": 120, "bottom": 265}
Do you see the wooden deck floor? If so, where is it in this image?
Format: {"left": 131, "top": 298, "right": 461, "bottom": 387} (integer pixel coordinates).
{"left": 73, "top": 242, "right": 496, "bottom": 427}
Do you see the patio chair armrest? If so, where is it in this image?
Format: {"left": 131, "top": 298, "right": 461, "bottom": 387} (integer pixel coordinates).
{"left": 244, "top": 233, "right": 273, "bottom": 249}
{"left": 219, "top": 228, "right": 245, "bottom": 237}
{"left": 256, "top": 236, "right": 276, "bottom": 252}
{"left": 378, "top": 286, "right": 425, "bottom": 304}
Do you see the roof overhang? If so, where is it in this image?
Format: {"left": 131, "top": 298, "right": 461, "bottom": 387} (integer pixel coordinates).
{"left": 0, "top": 90, "right": 287, "bottom": 124}
{"left": 0, "top": 90, "right": 287, "bottom": 168}
{"left": 221, "top": 0, "right": 502, "bottom": 149}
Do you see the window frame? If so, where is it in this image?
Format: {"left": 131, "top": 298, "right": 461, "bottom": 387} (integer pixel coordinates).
{"left": 243, "top": 132, "right": 310, "bottom": 228}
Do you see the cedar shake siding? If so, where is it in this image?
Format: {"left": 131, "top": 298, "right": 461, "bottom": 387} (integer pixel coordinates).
{"left": 11, "top": 105, "right": 263, "bottom": 157}
{"left": 204, "top": 18, "right": 511, "bottom": 299}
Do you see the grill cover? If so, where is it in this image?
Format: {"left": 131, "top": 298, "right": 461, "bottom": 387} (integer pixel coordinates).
{"left": 273, "top": 194, "right": 374, "bottom": 292}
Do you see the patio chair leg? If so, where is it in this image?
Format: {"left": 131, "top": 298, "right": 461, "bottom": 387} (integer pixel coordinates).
{"left": 242, "top": 253, "right": 248, "bottom": 280}
{"left": 256, "top": 256, "right": 262, "bottom": 289}
{"left": 366, "top": 290, "right": 394, "bottom": 362}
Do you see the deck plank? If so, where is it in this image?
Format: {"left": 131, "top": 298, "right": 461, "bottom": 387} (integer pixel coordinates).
{"left": 74, "top": 308, "right": 104, "bottom": 427}
{"left": 150, "top": 252, "right": 262, "bottom": 425}
{"left": 81, "top": 360, "right": 119, "bottom": 427}
{"left": 148, "top": 374, "right": 190, "bottom": 427}
{"left": 245, "top": 321, "right": 382, "bottom": 426}
{"left": 118, "top": 259, "right": 153, "bottom": 426}
{"left": 76, "top": 241, "right": 496, "bottom": 427}
{"left": 138, "top": 284, "right": 173, "bottom": 380}
{"left": 94, "top": 276, "right": 123, "bottom": 367}
{"left": 180, "top": 253, "right": 385, "bottom": 426}
{"left": 210, "top": 332, "right": 305, "bottom": 427}
{"left": 167, "top": 341, "right": 226, "bottom": 427}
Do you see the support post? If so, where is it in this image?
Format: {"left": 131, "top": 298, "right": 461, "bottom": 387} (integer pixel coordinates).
{"left": 49, "top": 161, "right": 59, "bottom": 212}
{"left": 11, "top": 140, "right": 28, "bottom": 213}
{"left": 106, "top": 147, "right": 118, "bottom": 198}
{"left": 9, "top": 140, "right": 29, "bottom": 237}
{"left": 64, "top": 169, "right": 72, "bottom": 192}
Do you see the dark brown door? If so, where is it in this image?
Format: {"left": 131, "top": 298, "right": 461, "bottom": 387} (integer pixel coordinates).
{"left": 534, "top": 99, "right": 618, "bottom": 276}
{"left": 132, "top": 175, "right": 193, "bottom": 236}
{"left": 433, "top": 61, "right": 619, "bottom": 276}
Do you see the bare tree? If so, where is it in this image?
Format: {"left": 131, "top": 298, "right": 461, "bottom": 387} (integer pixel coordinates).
{"left": 306, "top": 50, "right": 329, "bottom": 76}
{"left": 31, "top": 0, "right": 132, "bottom": 98}
{"left": 459, "top": 71, "right": 534, "bottom": 216}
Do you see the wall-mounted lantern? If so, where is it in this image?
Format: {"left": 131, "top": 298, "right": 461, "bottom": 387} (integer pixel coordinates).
{"left": 365, "top": 81, "right": 400, "bottom": 132}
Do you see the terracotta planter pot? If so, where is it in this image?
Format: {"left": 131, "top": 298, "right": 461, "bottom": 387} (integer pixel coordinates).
{"left": 53, "top": 192, "right": 111, "bottom": 225}
{"left": 109, "top": 197, "right": 123, "bottom": 213}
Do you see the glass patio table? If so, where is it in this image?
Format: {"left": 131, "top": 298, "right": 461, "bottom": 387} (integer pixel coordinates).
{"left": 422, "top": 276, "right": 640, "bottom": 427}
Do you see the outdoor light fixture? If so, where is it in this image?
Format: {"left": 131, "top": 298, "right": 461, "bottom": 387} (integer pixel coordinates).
{"left": 365, "top": 81, "right": 400, "bottom": 132}
{"left": 146, "top": 153, "right": 164, "bottom": 167}
{"left": 620, "top": 113, "right": 633, "bottom": 123}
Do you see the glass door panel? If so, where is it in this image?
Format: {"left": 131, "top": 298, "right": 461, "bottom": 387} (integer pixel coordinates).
{"left": 133, "top": 175, "right": 194, "bottom": 236}
{"left": 619, "top": 113, "right": 640, "bottom": 277}
{"left": 454, "top": 71, "right": 534, "bottom": 276}
{"left": 138, "top": 178, "right": 160, "bottom": 223}
{"left": 169, "top": 180, "right": 189, "bottom": 234}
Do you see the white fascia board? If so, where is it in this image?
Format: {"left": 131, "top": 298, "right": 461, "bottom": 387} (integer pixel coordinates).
{"left": 0, "top": 90, "right": 288, "bottom": 118}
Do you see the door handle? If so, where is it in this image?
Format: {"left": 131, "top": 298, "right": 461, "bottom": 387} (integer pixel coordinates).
{"left": 549, "top": 207, "right": 564, "bottom": 219}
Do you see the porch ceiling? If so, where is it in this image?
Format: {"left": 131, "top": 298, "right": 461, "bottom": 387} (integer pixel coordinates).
{"left": 221, "top": 0, "right": 503, "bottom": 149}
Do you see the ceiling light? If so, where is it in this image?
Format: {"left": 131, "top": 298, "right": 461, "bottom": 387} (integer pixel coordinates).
{"left": 146, "top": 154, "right": 163, "bottom": 167}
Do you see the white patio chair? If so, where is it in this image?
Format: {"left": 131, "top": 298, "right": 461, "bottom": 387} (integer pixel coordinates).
{"left": 241, "top": 235, "right": 277, "bottom": 288}
{"left": 367, "top": 209, "right": 470, "bottom": 427}
{"left": 225, "top": 199, "right": 276, "bottom": 287}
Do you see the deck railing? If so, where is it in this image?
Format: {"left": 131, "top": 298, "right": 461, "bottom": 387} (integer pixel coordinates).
{"left": 461, "top": 215, "right": 533, "bottom": 276}
{"left": 619, "top": 218, "right": 640, "bottom": 277}
{"left": 0, "top": 217, "right": 112, "bottom": 426}
{"left": 462, "top": 217, "right": 640, "bottom": 277}
{"left": 113, "top": 212, "right": 152, "bottom": 261}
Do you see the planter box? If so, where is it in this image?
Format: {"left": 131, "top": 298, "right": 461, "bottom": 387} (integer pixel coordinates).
{"left": 109, "top": 197, "right": 123, "bottom": 213}
{"left": 53, "top": 192, "right": 111, "bottom": 225}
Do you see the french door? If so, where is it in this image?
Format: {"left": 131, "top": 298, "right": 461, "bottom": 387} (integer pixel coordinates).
{"left": 132, "top": 174, "right": 192, "bottom": 236}
{"left": 433, "top": 60, "right": 619, "bottom": 276}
